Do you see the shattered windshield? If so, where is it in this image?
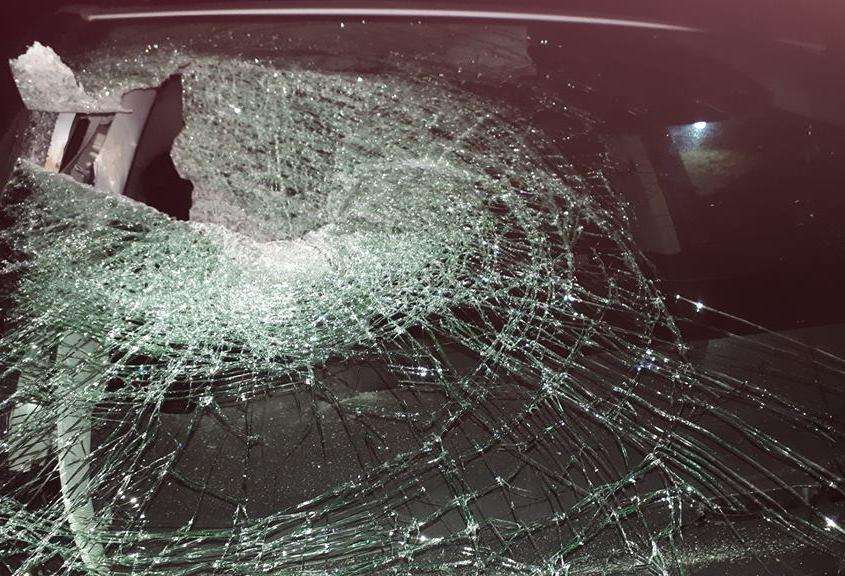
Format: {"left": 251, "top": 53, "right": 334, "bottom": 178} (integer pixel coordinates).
{"left": 1, "top": 15, "right": 844, "bottom": 576}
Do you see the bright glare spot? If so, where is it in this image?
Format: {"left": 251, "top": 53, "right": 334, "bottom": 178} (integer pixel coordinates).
{"left": 824, "top": 516, "right": 839, "bottom": 530}
{"left": 694, "top": 301, "right": 705, "bottom": 312}
{"left": 693, "top": 121, "right": 707, "bottom": 130}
